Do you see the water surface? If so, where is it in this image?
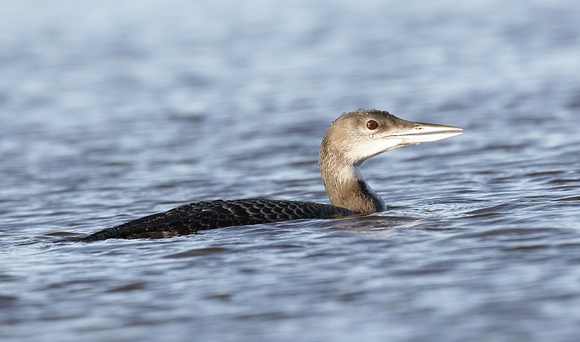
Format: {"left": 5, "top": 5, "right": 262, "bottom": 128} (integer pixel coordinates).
{"left": 1, "top": 0, "right": 580, "bottom": 341}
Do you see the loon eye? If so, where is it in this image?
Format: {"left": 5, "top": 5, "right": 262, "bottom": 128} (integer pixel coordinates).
{"left": 366, "top": 120, "right": 379, "bottom": 130}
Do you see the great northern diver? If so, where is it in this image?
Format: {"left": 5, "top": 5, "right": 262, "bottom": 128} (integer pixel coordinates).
{"left": 80, "top": 109, "right": 462, "bottom": 241}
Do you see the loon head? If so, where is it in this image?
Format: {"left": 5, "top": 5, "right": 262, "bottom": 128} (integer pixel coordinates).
{"left": 320, "top": 109, "right": 463, "bottom": 166}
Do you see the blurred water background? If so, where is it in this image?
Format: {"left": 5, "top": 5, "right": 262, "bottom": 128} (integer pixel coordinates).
{"left": 1, "top": 0, "right": 580, "bottom": 341}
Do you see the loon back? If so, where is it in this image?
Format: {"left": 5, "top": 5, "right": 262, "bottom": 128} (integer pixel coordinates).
{"left": 80, "top": 199, "right": 354, "bottom": 241}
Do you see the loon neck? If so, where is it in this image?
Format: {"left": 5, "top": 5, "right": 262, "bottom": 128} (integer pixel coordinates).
{"left": 319, "top": 150, "right": 386, "bottom": 215}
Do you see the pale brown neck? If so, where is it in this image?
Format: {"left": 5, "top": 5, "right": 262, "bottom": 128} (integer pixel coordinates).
{"left": 319, "top": 144, "right": 386, "bottom": 215}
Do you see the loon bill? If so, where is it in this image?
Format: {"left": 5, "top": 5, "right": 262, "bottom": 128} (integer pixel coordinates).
{"left": 79, "top": 109, "right": 462, "bottom": 241}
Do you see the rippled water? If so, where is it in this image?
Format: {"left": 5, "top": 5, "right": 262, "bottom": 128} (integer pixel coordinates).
{"left": 2, "top": 0, "right": 580, "bottom": 341}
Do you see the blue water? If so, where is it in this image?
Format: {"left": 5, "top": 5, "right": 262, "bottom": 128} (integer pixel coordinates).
{"left": 2, "top": 0, "right": 580, "bottom": 341}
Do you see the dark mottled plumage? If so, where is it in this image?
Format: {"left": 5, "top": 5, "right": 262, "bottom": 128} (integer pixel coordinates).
{"left": 80, "top": 199, "right": 354, "bottom": 241}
